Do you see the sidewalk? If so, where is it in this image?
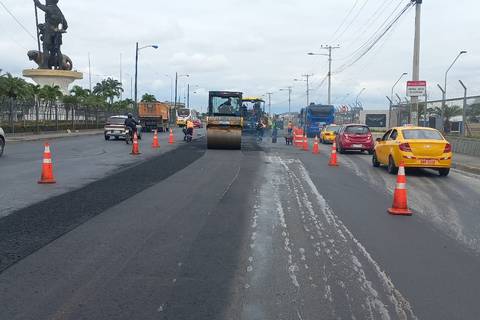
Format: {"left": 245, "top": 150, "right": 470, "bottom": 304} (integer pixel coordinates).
{"left": 5, "top": 129, "right": 103, "bottom": 143}
{"left": 453, "top": 153, "right": 480, "bottom": 175}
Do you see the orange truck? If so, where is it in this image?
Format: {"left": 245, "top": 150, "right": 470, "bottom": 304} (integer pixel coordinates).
{"left": 138, "top": 102, "right": 170, "bottom": 132}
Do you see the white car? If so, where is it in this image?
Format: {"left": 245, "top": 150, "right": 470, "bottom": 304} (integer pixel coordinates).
{"left": 104, "top": 116, "right": 142, "bottom": 140}
{"left": 0, "top": 127, "right": 5, "bottom": 157}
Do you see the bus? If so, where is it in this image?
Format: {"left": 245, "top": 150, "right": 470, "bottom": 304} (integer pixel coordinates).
{"left": 300, "top": 103, "right": 335, "bottom": 137}
{"left": 176, "top": 108, "right": 192, "bottom": 126}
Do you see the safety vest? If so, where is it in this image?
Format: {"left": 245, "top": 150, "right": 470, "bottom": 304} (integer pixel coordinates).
{"left": 187, "top": 121, "right": 194, "bottom": 129}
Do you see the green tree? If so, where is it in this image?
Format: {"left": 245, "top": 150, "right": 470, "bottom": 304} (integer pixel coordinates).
{"left": 141, "top": 93, "right": 157, "bottom": 102}
{"left": 429, "top": 105, "right": 462, "bottom": 131}
{"left": 39, "top": 85, "right": 63, "bottom": 128}
{"left": 93, "top": 78, "right": 123, "bottom": 108}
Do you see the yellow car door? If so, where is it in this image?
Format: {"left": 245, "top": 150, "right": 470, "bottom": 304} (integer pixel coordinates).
{"left": 376, "top": 130, "right": 392, "bottom": 164}
{"left": 386, "top": 129, "right": 399, "bottom": 164}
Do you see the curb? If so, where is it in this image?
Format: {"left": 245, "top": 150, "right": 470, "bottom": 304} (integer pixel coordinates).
{"left": 6, "top": 131, "right": 103, "bottom": 143}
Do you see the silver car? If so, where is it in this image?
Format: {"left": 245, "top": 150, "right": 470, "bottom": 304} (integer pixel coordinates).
{"left": 104, "top": 116, "right": 142, "bottom": 140}
{"left": 0, "top": 127, "right": 5, "bottom": 157}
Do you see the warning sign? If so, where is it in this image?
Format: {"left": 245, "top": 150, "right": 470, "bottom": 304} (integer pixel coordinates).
{"left": 406, "top": 81, "right": 427, "bottom": 97}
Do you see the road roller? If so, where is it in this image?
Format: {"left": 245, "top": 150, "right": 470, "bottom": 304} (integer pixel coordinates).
{"left": 207, "top": 91, "right": 243, "bottom": 149}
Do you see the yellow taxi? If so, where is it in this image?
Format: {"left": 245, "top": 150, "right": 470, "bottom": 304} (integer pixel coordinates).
{"left": 320, "top": 125, "right": 341, "bottom": 144}
{"left": 372, "top": 126, "right": 452, "bottom": 176}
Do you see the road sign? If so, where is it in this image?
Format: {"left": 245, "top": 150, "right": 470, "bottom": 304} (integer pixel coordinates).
{"left": 407, "top": 81, "right": 427, "bottom": 97}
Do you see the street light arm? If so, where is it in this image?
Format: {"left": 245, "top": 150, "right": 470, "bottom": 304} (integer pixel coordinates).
{"left": 445, "top": 51, "right": 467, "bottom": 90}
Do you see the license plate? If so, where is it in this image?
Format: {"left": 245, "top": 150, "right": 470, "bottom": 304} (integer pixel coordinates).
{"left": 421, "top": 159, "right": 436, "bottom": 165}
{"left": 352, "top": 144, "right": 363, "bottom": 148}
{"left": 219, "top": 121, "right": 230, "bottom": 125}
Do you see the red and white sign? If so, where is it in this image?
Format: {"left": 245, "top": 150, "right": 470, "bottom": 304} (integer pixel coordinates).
{"left": 406, "top": 80, "right": 427, "bottom": 97}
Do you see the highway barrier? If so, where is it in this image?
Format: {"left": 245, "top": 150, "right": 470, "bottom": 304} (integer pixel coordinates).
{"left": 312, "top": 136, "right": 319, "bottom": 154}
{"left": 169, "top": 129, "right": 175, "bottom": 145}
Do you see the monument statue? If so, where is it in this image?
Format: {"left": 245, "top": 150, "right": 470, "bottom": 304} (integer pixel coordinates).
{"left": 23, "top": 0, "right": 82, "bottom": 94}
{"left": 32, "top": 0, "right": 69, "bottom": 70}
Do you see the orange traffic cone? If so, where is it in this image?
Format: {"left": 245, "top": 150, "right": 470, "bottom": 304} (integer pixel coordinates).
{"left": 38, "top": 142, "right": 56, "bottom": 184}
{"left": 302, "top": 135, "right": 309, "bottom": 151}
{"left": 312, "top": 136, "right": 319, "bottom": 155}
{"left": 388, "top": 162, "right": 412, "bottom": 216}
{"left": 131, "top": 132, "right": 141, "bottom": 155}
{"left": 169, "top": 128, "right": 174, "bottom": 145}
{"left": 328, "top": 142, "right": 339, "bottom": 167}
{"left": 152, "top": 129, "right": 160, "bottom": 148}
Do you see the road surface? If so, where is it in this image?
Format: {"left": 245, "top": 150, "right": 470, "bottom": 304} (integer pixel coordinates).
{"left": 1, "top": 134, "right": 479, "bottom": 320}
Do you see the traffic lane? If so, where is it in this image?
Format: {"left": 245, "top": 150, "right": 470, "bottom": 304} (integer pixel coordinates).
{"left": 291, "top": 143, "right": 480, "bottom": 319}
{"left": 0, "top": 128, "right": 199, "bottom": 217}
{"left": 321, "top": 143, "right": 480, "bottom": 254}
{"left": 0, "top": 143, "right": 256, "bottom": 320}
{"left": 241, "top": 152, "right": 416, "bottom": 320}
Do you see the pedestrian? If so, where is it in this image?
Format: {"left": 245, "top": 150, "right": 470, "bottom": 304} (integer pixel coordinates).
{"left": 272, "top": 121, "right": 278, "bottom": 143}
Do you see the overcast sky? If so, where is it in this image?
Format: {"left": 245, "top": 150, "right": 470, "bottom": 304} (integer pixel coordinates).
{"left": 1, "top": 0, "right": 479, "bottom": 113}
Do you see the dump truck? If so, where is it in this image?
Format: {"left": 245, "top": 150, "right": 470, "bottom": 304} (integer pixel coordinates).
{"left": 138, "top": 102, "right": 170, "bottom": 132}
{"left": 207, "top": 91, "right": 243, "bottom": 149}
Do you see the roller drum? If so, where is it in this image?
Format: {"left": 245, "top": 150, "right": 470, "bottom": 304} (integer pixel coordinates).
{"left": 207, "top": 127, "right": 242, "bottom": 149}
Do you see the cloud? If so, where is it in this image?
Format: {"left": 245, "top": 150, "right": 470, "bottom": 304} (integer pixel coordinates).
{"left": 169, "top": 52, "right": 230, "bottom": 73}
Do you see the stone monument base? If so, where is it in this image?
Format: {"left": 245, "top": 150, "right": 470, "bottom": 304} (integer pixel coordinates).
{"left": 23, "top": 69, "right": 83, "bottom": 95}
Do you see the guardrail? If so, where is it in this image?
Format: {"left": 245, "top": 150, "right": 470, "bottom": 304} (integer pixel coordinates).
{"left": 448, "top": 137, "right": 480, "bottom": 157}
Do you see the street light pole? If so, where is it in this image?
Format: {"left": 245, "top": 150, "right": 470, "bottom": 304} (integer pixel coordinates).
{"left": 294, "top": 74, "right": 313, "bottom": 106}
{"left": 390, "top": 72, "right": 408, "bottom": 127}
{"left": 308, "top": 45, "right": 340, "bottom": 105}
{"left": 459, "top": 80, "right": 468, "bottom": 137}
{"left": 134, "top": 42, "right": 158, "bottom": 114}
{"left": 280, "top": 87, "right": 292, "bottom": 115}
{"left": 442, "top": 51, "right": 467, "bottom": 129}
{"left": 266, "top": 92, "right": 273, "bottom": 116}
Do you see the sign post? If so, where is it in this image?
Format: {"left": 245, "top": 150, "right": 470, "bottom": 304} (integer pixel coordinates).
{"left": 407, "top": 81, "right": 426, "bottom": 125}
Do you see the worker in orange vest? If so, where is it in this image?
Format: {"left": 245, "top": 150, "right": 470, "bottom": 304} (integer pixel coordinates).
{"left": 185, "top": 119, "right": 194, "bottom": 142}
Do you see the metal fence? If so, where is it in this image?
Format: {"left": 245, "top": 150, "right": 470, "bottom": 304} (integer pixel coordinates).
{"left": 390, "top": 95, "right": 480, "bottom": 137}
{"left": 0, "top": 97, "right": 131, "bottom": 134}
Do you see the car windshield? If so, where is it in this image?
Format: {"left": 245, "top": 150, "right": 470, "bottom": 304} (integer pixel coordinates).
{"left": 326, "top": 126, "right": 340, "bottom": 132}
{"left": 108, "top": 117, "right": 125, "bottom": 125}
{"left": 178, "top": 109, "right": 190, "bottom": 117}
{"left": 345, "top": 126, "right": 370, "bottom": 134}
{"left": 211, "top": 96, "right": 242, "bottom": 115}
{"left": 402, "top": 129, "right": 444, "bottom": 140}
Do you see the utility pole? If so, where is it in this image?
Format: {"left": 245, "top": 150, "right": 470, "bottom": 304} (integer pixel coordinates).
{"left": 321, "top": 45, "right": 340, "bottom": 105}
{"left": 266, "top": 92, "right": 273, "bottom": 116}
{"left": 174, "top": 72, "right": 178, "bottom": 110}
{"left": 120, "top": 53, "right": 123, "bottom": 100}
{"left": 295, "top": 74, "right": 313, "bottom": 107}
{"left": 459, "top": 80, "right": 467, "bottom": 137}
{"left": 134, "top": 42, "right": 139, "bottom": 110}
{"left": 88, "top": 52, "right": 92, "bottom": 92}
{"left": 410, "top": 0, "right": 422, "bottom": 125}
{"left": 187, "top": 83, "right": 190, "bottom": 108}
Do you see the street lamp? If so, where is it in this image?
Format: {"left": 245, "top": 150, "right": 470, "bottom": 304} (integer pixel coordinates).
{"left": 307, "top": 52, "right": 333, "bottom": 104}
{"left": 279, "top": 87, "right": 293, "bottom": 115}
{"left": 134, "top": 42, "right": 159, "bottom": 112}
{"left": 294, "top": 74, "right": 313, "bottom": 106}
{"left": 389, "top": 72, "right": 408, "bottom": 127}
{"left": 441, "top": 50, "right": 467, "bottom": 130}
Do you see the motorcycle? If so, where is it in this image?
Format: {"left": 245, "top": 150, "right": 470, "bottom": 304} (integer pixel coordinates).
{"left": 183, "top": 128, "right": 193, "bottom": 143}
{"left": 125, "top": 127, "right": 134, "bottom": 144}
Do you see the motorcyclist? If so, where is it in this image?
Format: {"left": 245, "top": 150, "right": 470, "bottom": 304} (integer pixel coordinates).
{"left": 124, "top": 113, "right": 139, "bottom": 136}
{"left": 186, "top": 119, "right": 194, "bottom": 139}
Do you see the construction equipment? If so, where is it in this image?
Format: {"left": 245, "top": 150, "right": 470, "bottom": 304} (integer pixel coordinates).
{"left": 138, "top": 102, "right": 170, "bottom": 132}
{"left": 207, "top": 91, "right": 243, "bottom": 149}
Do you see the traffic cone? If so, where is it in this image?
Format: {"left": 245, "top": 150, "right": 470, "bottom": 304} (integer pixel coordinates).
{"left": 312, "top": 136, "right": 319, "bottom": 155}
{"left": 388, "top": 162, "right": 412, "bottom": 216}
{"left": 152, "top": 129, "right": 160, "bottom": 148}
{"left": 302, "top": 135, "right": 309, "bottom": 151}
{"left": 131, "top": 131, "right": 141, "bottom": 155}
{"left": 38, "top": 142, "right": 56, "bottom": 184}
{"left": 169, "top": 128, "right": 174, "bottom": 145}
{"left": 328, "top": 142, "right": 339, "bottom": 167}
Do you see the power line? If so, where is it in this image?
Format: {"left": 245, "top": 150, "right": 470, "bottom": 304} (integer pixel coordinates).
{"left": 334, "top": 1, "right": 413, "bottom": 74}
{"left": 329, "top": 0, "right": 360, "bottom": 42}
{"left": 0, "top": 0, "right": 37, "bottom": 41}
{"left": 333, "top": 0, "right": 372, "bottom": 43}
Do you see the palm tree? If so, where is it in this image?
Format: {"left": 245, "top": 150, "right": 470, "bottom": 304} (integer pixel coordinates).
{"left": 0, "top": 74, "right": 28, "bottom": 127}
{"left": 429, "top": 105, "right": 462, "bottom": 132}
{"left": 93, "top": 78, "right": 123, "bottom": 108}
{"left": 141, "top": 93, "right": 157, "bottom": 102}
{"left": 39, "top": 85, "right": 63, "bottom": 130}
{"left": 25, "top": 83, "right": 42, "bottom": 132}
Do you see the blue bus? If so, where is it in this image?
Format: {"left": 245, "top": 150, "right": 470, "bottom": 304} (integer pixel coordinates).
{"left": 300, "top": 103, "right": 335, "bottom": 137}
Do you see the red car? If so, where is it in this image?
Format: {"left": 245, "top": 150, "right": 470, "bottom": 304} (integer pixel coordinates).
{"left": 335, "top": 124, "right": 374, "bottom": 154}
{"left": 193, "top": 119, "right": 203, "bottom": 128}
